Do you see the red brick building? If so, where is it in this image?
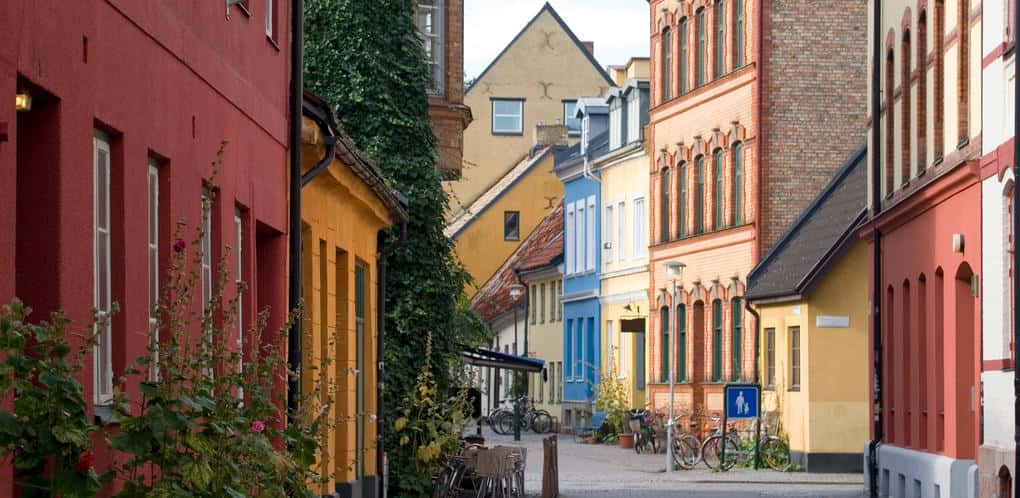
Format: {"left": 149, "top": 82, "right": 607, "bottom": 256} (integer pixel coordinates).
{"left": 645, "top": 0, "right": 867, "bottom": 417}
{"left": 0, "top": 0, "right": 292, "bottom": 492}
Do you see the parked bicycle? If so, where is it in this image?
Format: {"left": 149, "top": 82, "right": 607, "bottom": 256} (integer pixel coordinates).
{"left": 490, "top": 396, "right": 553, "bottom": 435}
{"left": 628, "top": 408, "right": 659, "bottom": 454}
{"left": 700, "top": 414, "right": 790, "bottom": 471}
{"left": 669, "top": 412, "right": 704, "bottom": 470}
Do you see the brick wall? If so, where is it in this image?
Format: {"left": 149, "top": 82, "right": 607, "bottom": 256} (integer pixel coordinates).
{"left": 429, "top": 0, "right": 470, "bottom": 179}
{"left": 759, "top": 0, "right": 868, "bottom": 252}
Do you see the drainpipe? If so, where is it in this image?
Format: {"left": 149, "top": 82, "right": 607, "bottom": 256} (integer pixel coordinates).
{"left": 868, "top": 0, "right": 883, "bottom": 495}
{"left": 286, "top": 0, "right": 305, "bottom": 416}
{"left": 377, "top": 222, "right": 407, "bottom": 498}
{"left": 744, "top": 299, "right": 761, "bottom": 470}
{"left": 1013, "top": 0, "right": 1020, "bottom": 494}
{"left": 515, "top": 269, "right": 530, "bottom": 358}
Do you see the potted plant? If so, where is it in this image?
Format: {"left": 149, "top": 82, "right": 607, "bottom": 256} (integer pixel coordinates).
{"left": 594, "top": 364, "right": 631, "bottom": 449}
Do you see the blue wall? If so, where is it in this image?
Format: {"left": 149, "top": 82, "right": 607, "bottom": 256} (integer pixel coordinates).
{"left": 562, "top": 173, "right": 600, "bottom": 403}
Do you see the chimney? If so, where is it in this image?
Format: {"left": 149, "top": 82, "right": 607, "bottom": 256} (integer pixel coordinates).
{"left": 534, "top": 122, "right": 569, "bottom": 148}
{"left": 582, "top": 41, "right": 595, "bottom": 55}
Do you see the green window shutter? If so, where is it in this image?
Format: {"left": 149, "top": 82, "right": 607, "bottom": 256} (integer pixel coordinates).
{"left": 679, "top": 20, "right": 688, "bottom": 95}
{"left": 635, "top": 333, "right": 646, "bottom": 389}
{"left": 715, "top": 0, "right": 724, "bottom": 78}
{"left": 735, "top": 0, "right": 744, "bottom": 66}
{"left": 662, "top": 28, "right": 672, "bottom": 101}
{"left": 697, "top": 9, "right": 706, "bottom": 86}
{"left": 354, "top": 264, "right": 365, "bottom": 319}
{"left": 695, "top": 157, "right": 705, "bottom": 234}
{"left": 661, "top": 307, "right": 670, "bottom": 382}
{"left": 712, "top": 300, "right": 722, "bottom": 382}
{"left": 678, "top": 164, "right": 687, "bottom": 237}
{"left": 661, "top": 169, "right": 671, "bottom": 243}
{"left": 677, "top": 305, "right": 686, "bottom": 382}
{"left": 714, "top": 149, "right": 724, "bottom": 229}
{"left": 733, "top": 144, "right": 743, "bottom": 225}
{"left": 731, "top": 299, "right": 742, "bottom": 381}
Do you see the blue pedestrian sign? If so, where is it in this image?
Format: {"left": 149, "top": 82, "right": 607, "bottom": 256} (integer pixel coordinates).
{"left": 725, "top": 384, "right": 760, "bottom": 419}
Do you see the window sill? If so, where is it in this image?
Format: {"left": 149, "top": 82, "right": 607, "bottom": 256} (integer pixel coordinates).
{"left": 492, "top": 131, "right": 524, "bottom": 137}
{"left": 788, "top": 387, "right": 801, "bottom": 392}
{"left": 266, "top": 35, "right": 280, "bottom": 51}
{"left": 233, "top": 2, "right": 252, "bottom": 17}
{"left": 94, "top": 404, "right": 117, "bottom": 425}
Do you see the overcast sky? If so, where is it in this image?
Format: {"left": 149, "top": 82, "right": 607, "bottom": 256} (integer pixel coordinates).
{"left": 464, "top": 0, "right": 650, "bottom": 79}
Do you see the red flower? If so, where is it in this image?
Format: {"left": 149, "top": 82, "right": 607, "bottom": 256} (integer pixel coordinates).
{"left": 173, "top": 238, "right": 187, "bottom": 253}
{"left": 251, "top": 420, "right": 265, "bottom": 433}
{"left": 75, "top": 450, "right": 94, "bottom": 475}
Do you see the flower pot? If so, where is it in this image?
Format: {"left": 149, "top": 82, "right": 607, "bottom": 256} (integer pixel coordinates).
{"left": 618, "top": 433, "right": 635, "bottom": 449}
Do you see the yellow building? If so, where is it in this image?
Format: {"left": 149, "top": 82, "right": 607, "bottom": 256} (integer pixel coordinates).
{"left": 445, "top": 139, "right": 565, "bottom": 294}
{"left": 744, "top": 148, "right": 868, "bottom": 473}
{"left": 300, "top": 95, "right": 408, "bottom": 497}
{"left": 595, "top": 60, "right": 652, "bottom": 409}
{"left": 445, "top": 3, "right": 615, "bottom": 219}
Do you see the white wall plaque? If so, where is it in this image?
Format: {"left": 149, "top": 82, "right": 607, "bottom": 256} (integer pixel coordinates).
{"left": 816, "top": 315, "right": 850, "bottom": 328}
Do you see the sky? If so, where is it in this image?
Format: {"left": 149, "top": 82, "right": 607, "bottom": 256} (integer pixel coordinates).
{"left": 464, "top": 0, "right": 650, "bottom": 79}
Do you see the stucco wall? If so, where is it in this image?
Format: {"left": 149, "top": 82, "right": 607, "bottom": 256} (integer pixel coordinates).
{"left": 525, "top": 273, "right": 566, "bottom": 419}
{"left": 446, "top": 7, "right": 612, "bottom": 214}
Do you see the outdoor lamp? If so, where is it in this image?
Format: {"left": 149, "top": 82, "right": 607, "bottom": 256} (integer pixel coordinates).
{"left": 666, "top": 261, "right": 686, "bottom": 278}
{"left": 661, "top": 260, "right": 684, "bottom": 473}
{"left": 15, "top": 92, "right": 31, "bottom": 112}
{"left": 508, "top": 283, "right": 525, "bottom": 301}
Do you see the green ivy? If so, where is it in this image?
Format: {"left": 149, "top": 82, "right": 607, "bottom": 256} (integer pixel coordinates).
{"left": 304, "top": 1, "right": 487, "bottom": 495}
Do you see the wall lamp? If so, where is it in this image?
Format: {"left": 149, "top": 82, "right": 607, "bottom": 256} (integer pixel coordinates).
{"left": 15, "top": 92, "right": 31, "bottom": 112}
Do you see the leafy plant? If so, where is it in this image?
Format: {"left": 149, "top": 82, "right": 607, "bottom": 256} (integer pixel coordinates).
{"left": 110, "top": 146, "right": 332, "bottom": 498}
{"left": 0, "top": 300, "right": 107, "bottom": 497}
{"left": 594, "top": 363, "right": 630, "bottom": 441}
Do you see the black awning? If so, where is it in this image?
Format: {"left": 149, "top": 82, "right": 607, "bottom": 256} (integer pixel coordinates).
{"left": 461, "top": 346, "right": 545, "bottom": 373}
{"left": 620, "top": 318, "right": 646, "bottom": 333}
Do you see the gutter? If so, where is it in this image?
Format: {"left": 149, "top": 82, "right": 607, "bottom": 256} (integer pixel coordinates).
{"left": 744, "top": 299, "right": 762, "bottom": 470}
{"left": 868, "top": 0, "right": 884, "bottom": 495}
{"left": 287, "top": 0, "right": 306, "bottom": 416}
{"left": 377, "top": 221, "right": 407, "bottom": 498}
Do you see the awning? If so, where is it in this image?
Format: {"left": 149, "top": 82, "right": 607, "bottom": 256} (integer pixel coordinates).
{"left": 461, "top": 346, "right": 545, "bottom": 372}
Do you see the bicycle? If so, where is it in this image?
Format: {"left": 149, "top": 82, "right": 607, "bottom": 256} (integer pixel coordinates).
{"left": 628, "top": 408, "right": 659, "bottom": 454}
{"left": 701, "top": 414, "right": 791, "bottom": 471}
{"left": 670, "top": 412, "right": 704, "bottom": 470}
{"left": 431, "top": 442, "right": 481, "bottom": 498}
{"left": 494, "top": 396, "right": 554, "bottom": 434}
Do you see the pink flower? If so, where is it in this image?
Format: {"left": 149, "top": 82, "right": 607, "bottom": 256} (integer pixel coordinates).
{"left": 75, "top": 450, "right": 94, "bottom": 475}
{"left": 251, "top": 420, "right": 265, "bottom": 433}
{"left": 173, "top": 238, "right": 187, "bottom": 253}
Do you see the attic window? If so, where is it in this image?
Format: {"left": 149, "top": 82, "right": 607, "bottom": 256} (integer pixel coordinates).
{"left": 563, "top": 100, "right": 580, "bottom": 136}
{"left": 504, "top": 211, "right": 521, "bottom": 241}
{"left": 492, "top": 99, "right": 524, "bottom": 135}
{"left": 416, "top": 0, "right": 445, "bottom": 95}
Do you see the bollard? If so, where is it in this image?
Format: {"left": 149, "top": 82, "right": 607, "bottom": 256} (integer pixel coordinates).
{"left": 542, "top": 435, "right": 559, "bottom": 498}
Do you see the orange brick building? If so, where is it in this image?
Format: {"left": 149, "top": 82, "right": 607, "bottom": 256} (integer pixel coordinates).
{"left": 645, "top": 0, "right": 868, "bottom": 417}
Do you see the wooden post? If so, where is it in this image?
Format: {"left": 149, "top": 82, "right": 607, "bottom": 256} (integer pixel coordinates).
{"left": 542, "top": 435, "right": 559, "bottom": 498}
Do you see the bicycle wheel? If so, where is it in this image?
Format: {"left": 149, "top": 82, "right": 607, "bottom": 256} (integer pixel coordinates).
{"left": 760, "top": 436, "right": 791, "bottom": 470}
{"left": 488, "top": 410, "right": 506, "bottom": 434}
{"left": 531, "top": 412, "right": 552, "bottom": 434}
{"left": 497, "top": 411, "right": 517, "bottom": 435}
{"left": 673, "top": 434, "right": 702, "bottom": 469}
{"left": 701, "top": 434, "right": 740, "bottom": 470}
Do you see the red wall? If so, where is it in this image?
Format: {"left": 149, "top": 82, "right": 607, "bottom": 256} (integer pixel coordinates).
{"left": 865, "top": 164, "right": 983, "bottom": 461}
{"left": 0, "top": 1, "right": 291, "bottom": 492}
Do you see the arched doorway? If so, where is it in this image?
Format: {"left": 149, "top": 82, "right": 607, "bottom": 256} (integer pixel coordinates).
{"left": 954, "top": 262, "right": 977, "bottom": 458}
{"left": 999, "top": 466, "right": 1012, "bottom": 498}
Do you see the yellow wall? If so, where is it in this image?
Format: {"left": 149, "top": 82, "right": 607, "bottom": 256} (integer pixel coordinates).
{"left": 599, "top": 144, "right": 652, "bottom": 408}
{"left": 453, "top": 152, "right": 563, "bottom": 293}
{"left": 445, "top": 7, "right": 612, "bottom": 215}
{"left": 300, "top": 121, "right": 394, "bottom": 494}
{"left": 758, "top": 241, "right": 869, "bottom": 457}
{"left": 524, "top": 274, "right": 565, "bottom": 417}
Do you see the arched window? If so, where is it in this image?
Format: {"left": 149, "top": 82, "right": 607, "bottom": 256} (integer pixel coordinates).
{"left": 714, "top": 0, "right": 725, "bottom": 78}
{"left": 713, "top": 149, "right": 724, "bottom": 230}
{"left": 902, "top": 279, "right": 912, "bottom": 447}
{"left": 680, "top": 18, "right": 689, "bottom": 95}
{"left": 733, "top": 0, "right": 744, "bottom": 67}
{"left": 918, "top": 11, "right": 928, "bottom": 172}
{"left": 732, "top": 142, "right": 744, "bottom": 225}
{"left": 712, "top": 299, "right": 723, "bottom": 381}
{"left": 918, "top": 273, "right": 928, "bottom": 449}
{"left": 696, "top": 8, "right": 706, "bottom": 86}
{"left": 678, "top": 162, "right": 688, "bottom": 237}
{"left": 660, "top": 306, "right": 670, "bottom": 382}
{"left": 677, "top": 304, "right": 687, "bottom": 382}
{"left": 662, "top": 27, "right": 673, "bottom": 102}
{"left": 934, "top": 267, "right": 945, "bottom": 451}
{"left": 885, "top": 285, "right": 895, "bottom": 442}
{"left": 934, "top": 0, "right": 945, "bottom": 159}
{"left": 695, "top": 156, "right": 705, "bottom": 234}
{"left": 957, "top": 0, "right": 969, "bottom": 144}
{"left": 661, "top": 168, "right": 671, "bottom": 242}
{"left": 886, "top": 47, "right": 895, "bottom": 197}
{"left": 731, "top": 298, "right": 742, "bottom": 381}
{"left": 902, "top": 28, "right": 912, "bottom": 186}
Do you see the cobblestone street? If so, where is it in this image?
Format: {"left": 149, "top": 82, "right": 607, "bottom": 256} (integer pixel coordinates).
{"left": 471, "top": 427, "right": 865, "bottom": 497}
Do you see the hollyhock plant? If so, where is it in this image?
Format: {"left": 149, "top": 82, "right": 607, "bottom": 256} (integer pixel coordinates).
{"left": 251, "top": 420, "right": 265, "bottom": 433}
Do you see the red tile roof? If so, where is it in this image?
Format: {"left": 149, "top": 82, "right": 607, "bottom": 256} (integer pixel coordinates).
{"left": 471, "top": 203, "right": 564, "bottom": 323}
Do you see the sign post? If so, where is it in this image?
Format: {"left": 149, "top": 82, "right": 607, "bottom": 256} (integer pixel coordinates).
{"left": 723, "top": 384, "right": 761, "bottom": 471}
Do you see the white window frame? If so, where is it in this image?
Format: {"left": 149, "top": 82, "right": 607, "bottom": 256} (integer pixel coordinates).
{"left": 94, "top": 132, "right": 114, "bottom": 405}
{"left": 575, "top": 202, "right": 585, "bottom": 274}
{"left": 619, "top": 329, "right": 629, "bottom": 379}
{"left": 604, "top": 204, "right": 614, "bottom": 265}
{"left": 606, "top": 320, "right": 615, "bottom": 372}
{"left": 566, "top": 202, "right": 575, "bottom": 274}
{"left": 633, "top": 196, "right": 647, "bottom": 258}
{"left": 586, "top": 195, "right": 596, "bottom": 271}
{"left": 609, "top": 99, "right": 622, "bottom": 150}
{"left": 147, "top": 160, "right": 160, "bottom": 382}
{"left": 617, "top": 200, "right": 627, "bottom": 262}
{"left": 627, "top": 92, "right": 641, "bottom": 143}
{"left": 265, "top": 0, "right": 274, "bottom": 39}
{"left": 417, "top": 0, "right": 445, "bottom": 95}
{"left": 234, "top": 208, "right": 244, "bottom": 397}
{"left": 201, "top": 188, "right": 213, "bottom": 379}
{"left": 563, "top": 100, "right": 581, "bottom": 136}
{"left": 491, "top": 99, "right": 523, "bottom": 135}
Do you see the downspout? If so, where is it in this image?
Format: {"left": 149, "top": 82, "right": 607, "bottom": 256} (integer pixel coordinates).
{"left": 752, "top": 0, "right": 763, "bottom": 263}
{"left": 514, "top": 269, "right": 530, "bottom": 358}
{"left": 286, "top": 0, "right": 305, "bottom": 416}
{"left": 377, "top": 221, "right": 407, "bottom": 498}
{"left": 744, "top": 299, "right": 761, "bottom": 469}
{"left": 868, "top": 0, "right": 883, "bottom": 495}
{"left": 1013, "top": 0, "right": 1020, "bottom": 495}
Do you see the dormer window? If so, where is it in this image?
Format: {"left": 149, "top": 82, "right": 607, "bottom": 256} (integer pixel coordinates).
{"left": 627, "top": 90, "right": 641, "bottom": 143}
{"left": 563, "top": 100, "right": 581, "bottom": 136}
{"left": 609, "top": 97, "right": 622, "bottom": 150}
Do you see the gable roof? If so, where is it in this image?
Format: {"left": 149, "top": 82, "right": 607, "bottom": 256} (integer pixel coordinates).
{"left": 465, "top": 2, "right": 615, "bottom": 95}
{"left": 471, "top": 203, "right": 564, "bottom": 322}
{"left": 445, "top": 146, "right": 561, "bottom": 239}
{"left": 744, "top": 146, "right": 868, "bottom": 302}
